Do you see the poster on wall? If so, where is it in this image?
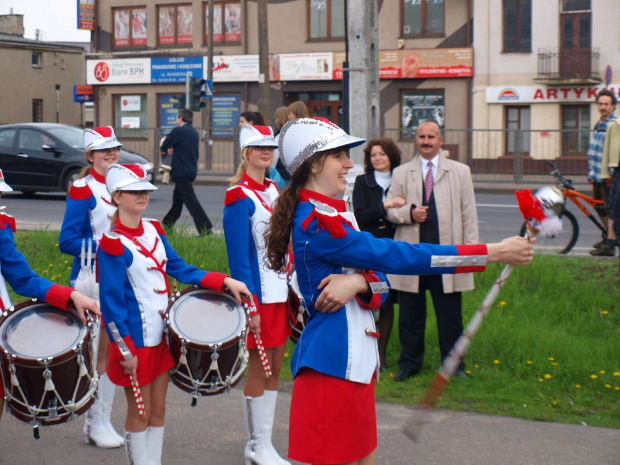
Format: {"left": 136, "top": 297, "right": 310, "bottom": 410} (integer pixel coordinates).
{"left": 121, "top": 117, "right": 140, "bottom": 129}
{"left": 210, "top": 55, "right": 259, "bottom": 82}
{"left": 205, "top": 6, "right": 223, "bottom": 42}
{"left": 177, "top": 5, "right": 193, "bottom": 44}
{"left": 120, "top": 95, "right": 141, "bottom": 112}
{"left": 132, "top": 9, "right": 147, "bottom": 46}
{"left": 224, "top": 3, "right": 241, "bottom": 42}
{"left": 401, "top": 90, "right": 445, "bottom": 138}
{"left": 212, "top": 94, "right": 241, "bottom": 138}
{"left": 114, "top": 9, "right": 130, "bottom": 47}
{"left": 77, "top": 0, "right": 96, "bottom": 30}
{"left": 272, "top": 53, "right": 332, "bottom": 81}
{"left": 158, "top": 6, "right": 175, "bottom": 44}
{"left": 159, "top": 95, "right": 182, "bottom": 138}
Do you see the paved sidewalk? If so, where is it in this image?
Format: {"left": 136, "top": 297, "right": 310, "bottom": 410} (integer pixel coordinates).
{"left": 1, "top": 380, "right": 618, "bottom": 464}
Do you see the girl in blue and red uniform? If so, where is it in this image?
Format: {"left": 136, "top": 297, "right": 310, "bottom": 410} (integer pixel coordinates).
{"left": 59, "top": 126, "right": 124, "bottom": 448}
{"left": 265, "top": 118, "right": 535, "bottom": 465}
{"left": 97, "top": 164, "right": 250, "bottom": 465}
{"left": 0, "top": 169, "right": 100, "bottom": 420}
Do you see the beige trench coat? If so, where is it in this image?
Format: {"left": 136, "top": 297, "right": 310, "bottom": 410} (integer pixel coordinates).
{"left": 385, "top": 153, "right": 479, "bottom": 294}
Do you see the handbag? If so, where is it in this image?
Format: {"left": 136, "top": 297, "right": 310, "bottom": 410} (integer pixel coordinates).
{"left": 74, "top": 238, "right": 99, "bottom": 301}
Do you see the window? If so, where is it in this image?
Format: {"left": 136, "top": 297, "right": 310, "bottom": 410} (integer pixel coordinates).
{"left": 308, "top": 0, "right": 345, "bottom": 40}
{"left": 19, "top": 129, "right": 45, "bottom": 152}
{"left": 504, "top": 106, "right": 530, "bottom": 155}
{"left": 401, "top": 89, "right": 445, "bottom": 139}
{"left": 402, "top": 0, "right": 444, "bottom": 38}
{"left": 158, "top": 4, "right": 193, "bottom": 47}
{"left": 113, "top": 7, "right": 147, "bottom": 48}
{"left": 32, "top": 52, "right": 42, "bottom": 68}
{"left": 561, "top": 105, "right": 590, "bottom": 156}
{"left": 32, "top": 100, "right": 43, "bottom": 122}
{"left": 503, "top": 0, "right": 531, "bottom": 52}
{"left": 203, "top": 2, "right": 241, "bottom": 44}
{"left": 562, "top": 0, "right": 591, "bottom": 11}
{"left": 0, "top": 129, "right": 16, "bottom": 148}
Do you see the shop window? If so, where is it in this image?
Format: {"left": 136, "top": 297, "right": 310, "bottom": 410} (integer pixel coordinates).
{"left": 561, "top": 105, "right": 590, "bottom": 157}
{"left": 114, "top": 94, "right": 148, "bottom": 137}
{"left": 32, "top": 100, "right": 43, "bottom": 122}
{"left": 32, "top": 52, "right": 42, "bottom": 68}
{"left": 504, "top": 106, "right": 530, "bottom": 155}
{"left": 157, "top": 4, "right": 193, "bottom": 47}
{"left": 402, "top": 0, "right": 444, "bottom": 38}
{"left": 308, "top": 0, "right": 345, "bottom": 40}
{"left": 503, "top": 0, "right": 531, "bottom": 52}
{"left": 400, "top": 89, "right": 445, "bottom": 140}
{"left": 113, "top": 7, "right": 147, "bottom": 48}
{"left": 203, "top": 2, "right": 241, "bottom": 44}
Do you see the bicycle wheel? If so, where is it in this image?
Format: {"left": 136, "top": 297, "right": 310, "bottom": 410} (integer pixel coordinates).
{"left": 518, "top": 209, "right": 579, "bottom": 254}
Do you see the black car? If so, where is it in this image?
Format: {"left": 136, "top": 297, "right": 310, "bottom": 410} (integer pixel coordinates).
{"left": 0, "top": 123, "right": 154, "bottom": 194}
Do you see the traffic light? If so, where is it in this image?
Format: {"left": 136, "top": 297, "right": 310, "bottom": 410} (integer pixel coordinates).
{"left": 172, "top": 94, "right": 186, "bottom": 110}
{"left": 190, "top": 78, "right": 207, "bottom": 112}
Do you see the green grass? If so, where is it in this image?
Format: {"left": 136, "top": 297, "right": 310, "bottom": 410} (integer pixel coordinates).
{"left": 10, "top": 230, "right": 620, "bottom": 428}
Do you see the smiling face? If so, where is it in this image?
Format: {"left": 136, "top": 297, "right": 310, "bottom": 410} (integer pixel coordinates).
{"left": 307, "top": 150, "right": 353, "bottom": 198}
{"left": 88, "top": 147, "right": 120, "bottom": 176}
{"left": 369, "top": 145, "right": 391, "bottom": 173}
{"left": 415, "top": 121, "right": 443, "bottom": 160}
{"left": 245, "top": 146, "right": 274, "bottom": 171}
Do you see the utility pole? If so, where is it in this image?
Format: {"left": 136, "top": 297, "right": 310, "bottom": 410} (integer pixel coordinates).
{"left": 204, "top": 0, "right": 215, "bottom": 169}
{"left": 346, "top": 0, "right": 380, "bottom": 165}
{"left": 257, "top": 0, "right": 271, "bottom": 125}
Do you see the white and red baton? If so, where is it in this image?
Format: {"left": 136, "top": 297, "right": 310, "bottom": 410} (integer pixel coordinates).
{"left": 242, "top": 297, "right": 272, "bottom": 377}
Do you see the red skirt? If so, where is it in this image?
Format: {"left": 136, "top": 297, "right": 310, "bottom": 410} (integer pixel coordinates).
{"left": 107, "top": 338, "right": 175, "bottom": 388}
{"left": 288, "top": 368, "right": 377, "bottom": 464}
{"left": 246, "top": 301, "right": 291, "bottom": 349}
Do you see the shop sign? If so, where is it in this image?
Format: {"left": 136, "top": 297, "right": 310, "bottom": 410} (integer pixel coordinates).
{"left": 212, "top": 94, "right": 241, "bottom": 138}
{"left": 120, "top": 95, "right": 141, "bottom": 112}
{"left": 77, "top": 0, "right": 96, "bottom": 31}
{"left": 86, "top": 58, "right": 151, "bottom": 85}
{"left": 152, "top": 57, "right": 203, "bottom": 83}
{"left": 271, "top": 53, "right": 333, "bottom": 81}
{"left": 486, "top": 84, "right": 620, "bottom": 103}
{"left": 209, "top": 55, "right": 259, "bottom": 82}
{"left": 73, "top": 85, "right": 94, "bottom": 103}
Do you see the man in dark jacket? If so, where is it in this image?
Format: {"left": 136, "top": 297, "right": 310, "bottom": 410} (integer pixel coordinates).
{"left": 161, "top": 109, "right": 212, "bottom": 235}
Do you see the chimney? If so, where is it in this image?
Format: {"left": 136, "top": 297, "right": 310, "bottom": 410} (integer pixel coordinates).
{"left": 0, "top": 14, "right": 25, "bottom": 36}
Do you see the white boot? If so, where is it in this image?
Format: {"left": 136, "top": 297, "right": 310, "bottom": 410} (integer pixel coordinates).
{"left": 146, "top": 426, "right": 164, "bottom": 465}
{"left": 83, "top": 390, "right": 121, "bottom": 448}
{"left": 125, "top": 430, "right": 149, "bottom": 465}
{"left": 263, "top": 390, "right": 291, "bottom": 465}
{"left": 100, "top": 373, "right": 124, "bottom": 446}
{"left": 243, "top": 396, "right": 273, "bottom": 465}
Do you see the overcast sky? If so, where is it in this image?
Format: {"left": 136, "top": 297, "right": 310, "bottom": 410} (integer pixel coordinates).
{"left": 0, "top": 0, "right": 90, "bottom": 42}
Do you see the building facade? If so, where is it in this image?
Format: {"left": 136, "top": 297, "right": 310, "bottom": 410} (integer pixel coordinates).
{"left": 473, "top": 0, "right": 620, "bottom": 175}
{"left": 87, "top": 0, "right": 474, "bottom": 170}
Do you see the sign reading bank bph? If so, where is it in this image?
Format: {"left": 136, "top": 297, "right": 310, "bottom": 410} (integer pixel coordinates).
{"left": 86, "top": 59, "right": 151, "bottom": 85}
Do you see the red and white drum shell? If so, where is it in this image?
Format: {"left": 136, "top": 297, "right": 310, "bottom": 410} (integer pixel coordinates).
{"left": 0, "top": 300, "right": 97, "bottom": 427}
{"left": 287, "top": 266, "right": 308, "bottom": 344}
{"left": 166, "top": 287, "right": 247, "bottom": 398}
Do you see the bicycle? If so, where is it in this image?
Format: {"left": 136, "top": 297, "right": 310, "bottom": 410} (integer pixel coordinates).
{"left": 518, "top": 161, "right": 608, "bottom": 254}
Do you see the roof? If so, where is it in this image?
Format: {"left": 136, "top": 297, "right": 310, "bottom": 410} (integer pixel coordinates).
{"left": 0, "top": 33, "right": 85, "bottom": 53}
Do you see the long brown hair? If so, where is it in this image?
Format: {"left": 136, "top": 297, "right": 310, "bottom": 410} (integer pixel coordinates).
{"left": 109, "top": 191, "right": 121, "bottom": 230}
{"left": 264, "top": 148, "right": 336, "bottom": 271}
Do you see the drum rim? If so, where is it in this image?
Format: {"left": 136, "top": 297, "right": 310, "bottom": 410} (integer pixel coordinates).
{"left": 166, "top": 287, "right": 246, "bottom": 348}
{"left": 0, "top": 300, "right": 87, "bottom": 363}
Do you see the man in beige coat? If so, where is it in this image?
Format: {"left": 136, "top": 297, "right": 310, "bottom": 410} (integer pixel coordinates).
{"left": 385, "top": 120, "right": 479, "bottom": 381}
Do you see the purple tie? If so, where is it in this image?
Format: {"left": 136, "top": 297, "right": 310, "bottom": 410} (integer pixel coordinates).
{"left": 424, "top": 163, "right": 434, "bottom": 203}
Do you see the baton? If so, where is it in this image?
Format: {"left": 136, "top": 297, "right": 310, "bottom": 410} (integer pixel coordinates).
{"left": 108, "top": 322, "right": 146, "bottom": 419}
{"left": 242, "top": 297, "right": 272, "bottom": 377}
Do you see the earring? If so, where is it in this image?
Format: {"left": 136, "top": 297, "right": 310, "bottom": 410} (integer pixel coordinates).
{"left": 311, "top": 168, "right": 316, "bottom": 174}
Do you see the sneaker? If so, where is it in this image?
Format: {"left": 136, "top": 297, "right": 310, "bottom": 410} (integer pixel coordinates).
{"left": 591, "top": 239, "right": 605, "bottom": 250}
{"left": 589, "top": 244, "right": 616, "bottom": 257}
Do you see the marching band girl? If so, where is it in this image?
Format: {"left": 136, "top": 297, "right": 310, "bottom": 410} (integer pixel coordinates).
{"left": 223, "top": 125, "right": 291, "bottom": 465}
{"left": 59, "top": 126, "right": 124, "bottom": 448}
{"left": 97, "top": 164, "right": 250, "bottom": 465}
{"left": 265, "top": 118, "right": 535, "bottom": 465}
{"left": 0, "top": 169, "right": 100, "bottom": 420}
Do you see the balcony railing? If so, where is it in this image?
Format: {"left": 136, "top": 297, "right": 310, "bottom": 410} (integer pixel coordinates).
{"left": 536, "top": 47, "right": 601, "bottom": 84}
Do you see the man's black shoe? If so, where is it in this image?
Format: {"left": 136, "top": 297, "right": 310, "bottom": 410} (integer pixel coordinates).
{"left": 394, "top": 369, "right": 419, "bottom": 382}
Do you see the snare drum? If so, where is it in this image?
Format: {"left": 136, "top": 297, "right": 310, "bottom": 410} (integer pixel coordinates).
{"left": 287, "top": 266, "right": 308, "bottom": 344}
{"left": 0, "top": 300, "right": 97, "bottom": 437}
{"left": 166, "top": 287, "right": 247, "bottom": 403}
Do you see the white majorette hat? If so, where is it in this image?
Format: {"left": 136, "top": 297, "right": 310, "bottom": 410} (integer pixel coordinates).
{"left": 239, "top": 124, "right": 278, "bottom": 151}
{"left": 106, "top": 164, "right": 157, "bottom": 194}
{"left": 0, "top": 169, "right": 13, "bottom": 192}
{"left": 279, "top": 117, "right": 366, "bottom": 175}
{"left": 84, "top": 126, "right": 123, "bottom": 152}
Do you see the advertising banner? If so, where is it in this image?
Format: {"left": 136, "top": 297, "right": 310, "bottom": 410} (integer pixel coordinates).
{"left": 159, "top": 95, "right": 181, "bottom": 138}
{"left": 86, "top": 59, "right": 151, "bottom": 85}
{"left": 272, "top": 53, "right": 333, "bottom": 81}
{"left": 210, "top": 55, "right": 259, "bottom": 82}
{"left": 485, "top": 84, "right": 620, "bottom": 103}
{"left": 77, "top": 0, "right": 95, "bottom": 31}
{"left": 132, "top": 9, "right": 147, "bottom": 46}
{"left": 402, "top": 90, "right": 445, "bottom": 138}
{"left": 121, "top": 117, "right": 140, "bottom": 129}
{"left": 120, "top": 95, "right": 141, "bottom": 112}
{"left": 73, "top": 85, "right": 94, "bottom": 103}
{"left": 152, "top": 57, "right": 203, "bottom": 83}
{"left": 212, "top": 94, "right": 241, "bottom": 138}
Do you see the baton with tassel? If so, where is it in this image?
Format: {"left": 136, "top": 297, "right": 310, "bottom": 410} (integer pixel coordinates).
{"left": 242, "top": 297, "right": 272, "bottom": 377}
{"left": 108, "top": 322, "right": 146, "bottom": 419}
{"left": 403, "top": 188, "right": 562, "bottom": 441}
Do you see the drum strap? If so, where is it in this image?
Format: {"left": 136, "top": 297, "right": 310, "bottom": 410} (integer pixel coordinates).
{"left": 113, "top": 229, "right": 170, "bottom": 297}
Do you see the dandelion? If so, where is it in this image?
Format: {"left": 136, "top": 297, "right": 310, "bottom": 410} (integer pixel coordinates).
{"left": 64, "top": 260, "right": 68, "bottom": 264}
{"left": 552, "top": 400, "right": 558, "bottom": 405}
{"left": 552, "top": 362, "right": 558, "bottom": 366}
{"left": 605, "top": 384, "right": 611, "bottom": 388}
{"left": 200, "top": 264, "right": 204, "bottom": 268}
{"left": 465, "top": 370, "right": 471, "bottom": 375}
{"left": 474, "top": 365, "right": 479, "bottom": 369}
{"left": 538, "top": 378, "right": 544, "bottom": 382}
{"left": 527, "top": 361, "right": 532, "bottom": 365}
{"left": 544, "top": 374, "right": 552, "bottom": 379}
{"left": 614, "top": 372, "right": 620, "bottom": 377}
{"left": 499, "top": 301, "right": 506, "bottom": 307}
{"left": 389, "top": 373, "right": 394, "bottom": 379}
{"left": 284, "top": 353, "right": 289, "bottom": 358}
{"left": 602, "top": 310, "right": 609, "bottom": 315}
{"left": 600, "top": 370, "right": 606, "bottom": 374}
{"left": 615, "top": 387, "right": 620, "bottom": 391}
{"left": 591, "top": 374, "right": 598, "bottom": 380}
{"left": 49, "top": 263, "right": 53, "bottom": 267}
{"left": 55, "top": 243, "right": 59, "bottom": 247}
{"left": 494, "top": 360, "right": 500, "bottom": 365}
{"left": 548, "top": 357, "right": 555, "bottom": 361}
{"left": 575, "top": 384, "right": 581, "bottom": 389}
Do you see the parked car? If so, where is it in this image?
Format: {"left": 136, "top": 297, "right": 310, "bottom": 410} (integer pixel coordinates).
{"left": 0, "top": 123, "right": 154, "bottom": 194}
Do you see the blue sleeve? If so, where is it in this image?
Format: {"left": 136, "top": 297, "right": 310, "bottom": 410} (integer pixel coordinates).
{"left": 97, "top": 246, "right": 133, "bottom": 339}
{"left": 160, "top": 234, "right": 208, "bottom": 285}
{"left": 0, "top": 228, "right": 56, "bottom": 300}
{"left": 59, "top": 195, "right": 97, "bottom": 257}
{"left": 223, "top": 196, "right": 257, "bottom": 295}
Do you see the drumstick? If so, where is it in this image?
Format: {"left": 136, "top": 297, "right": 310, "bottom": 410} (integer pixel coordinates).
{"left": 242, "top": 297, "right": 272, "bottom": 377}
{"left": 108, "top": 322, "right": 146, "bottom": 419}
